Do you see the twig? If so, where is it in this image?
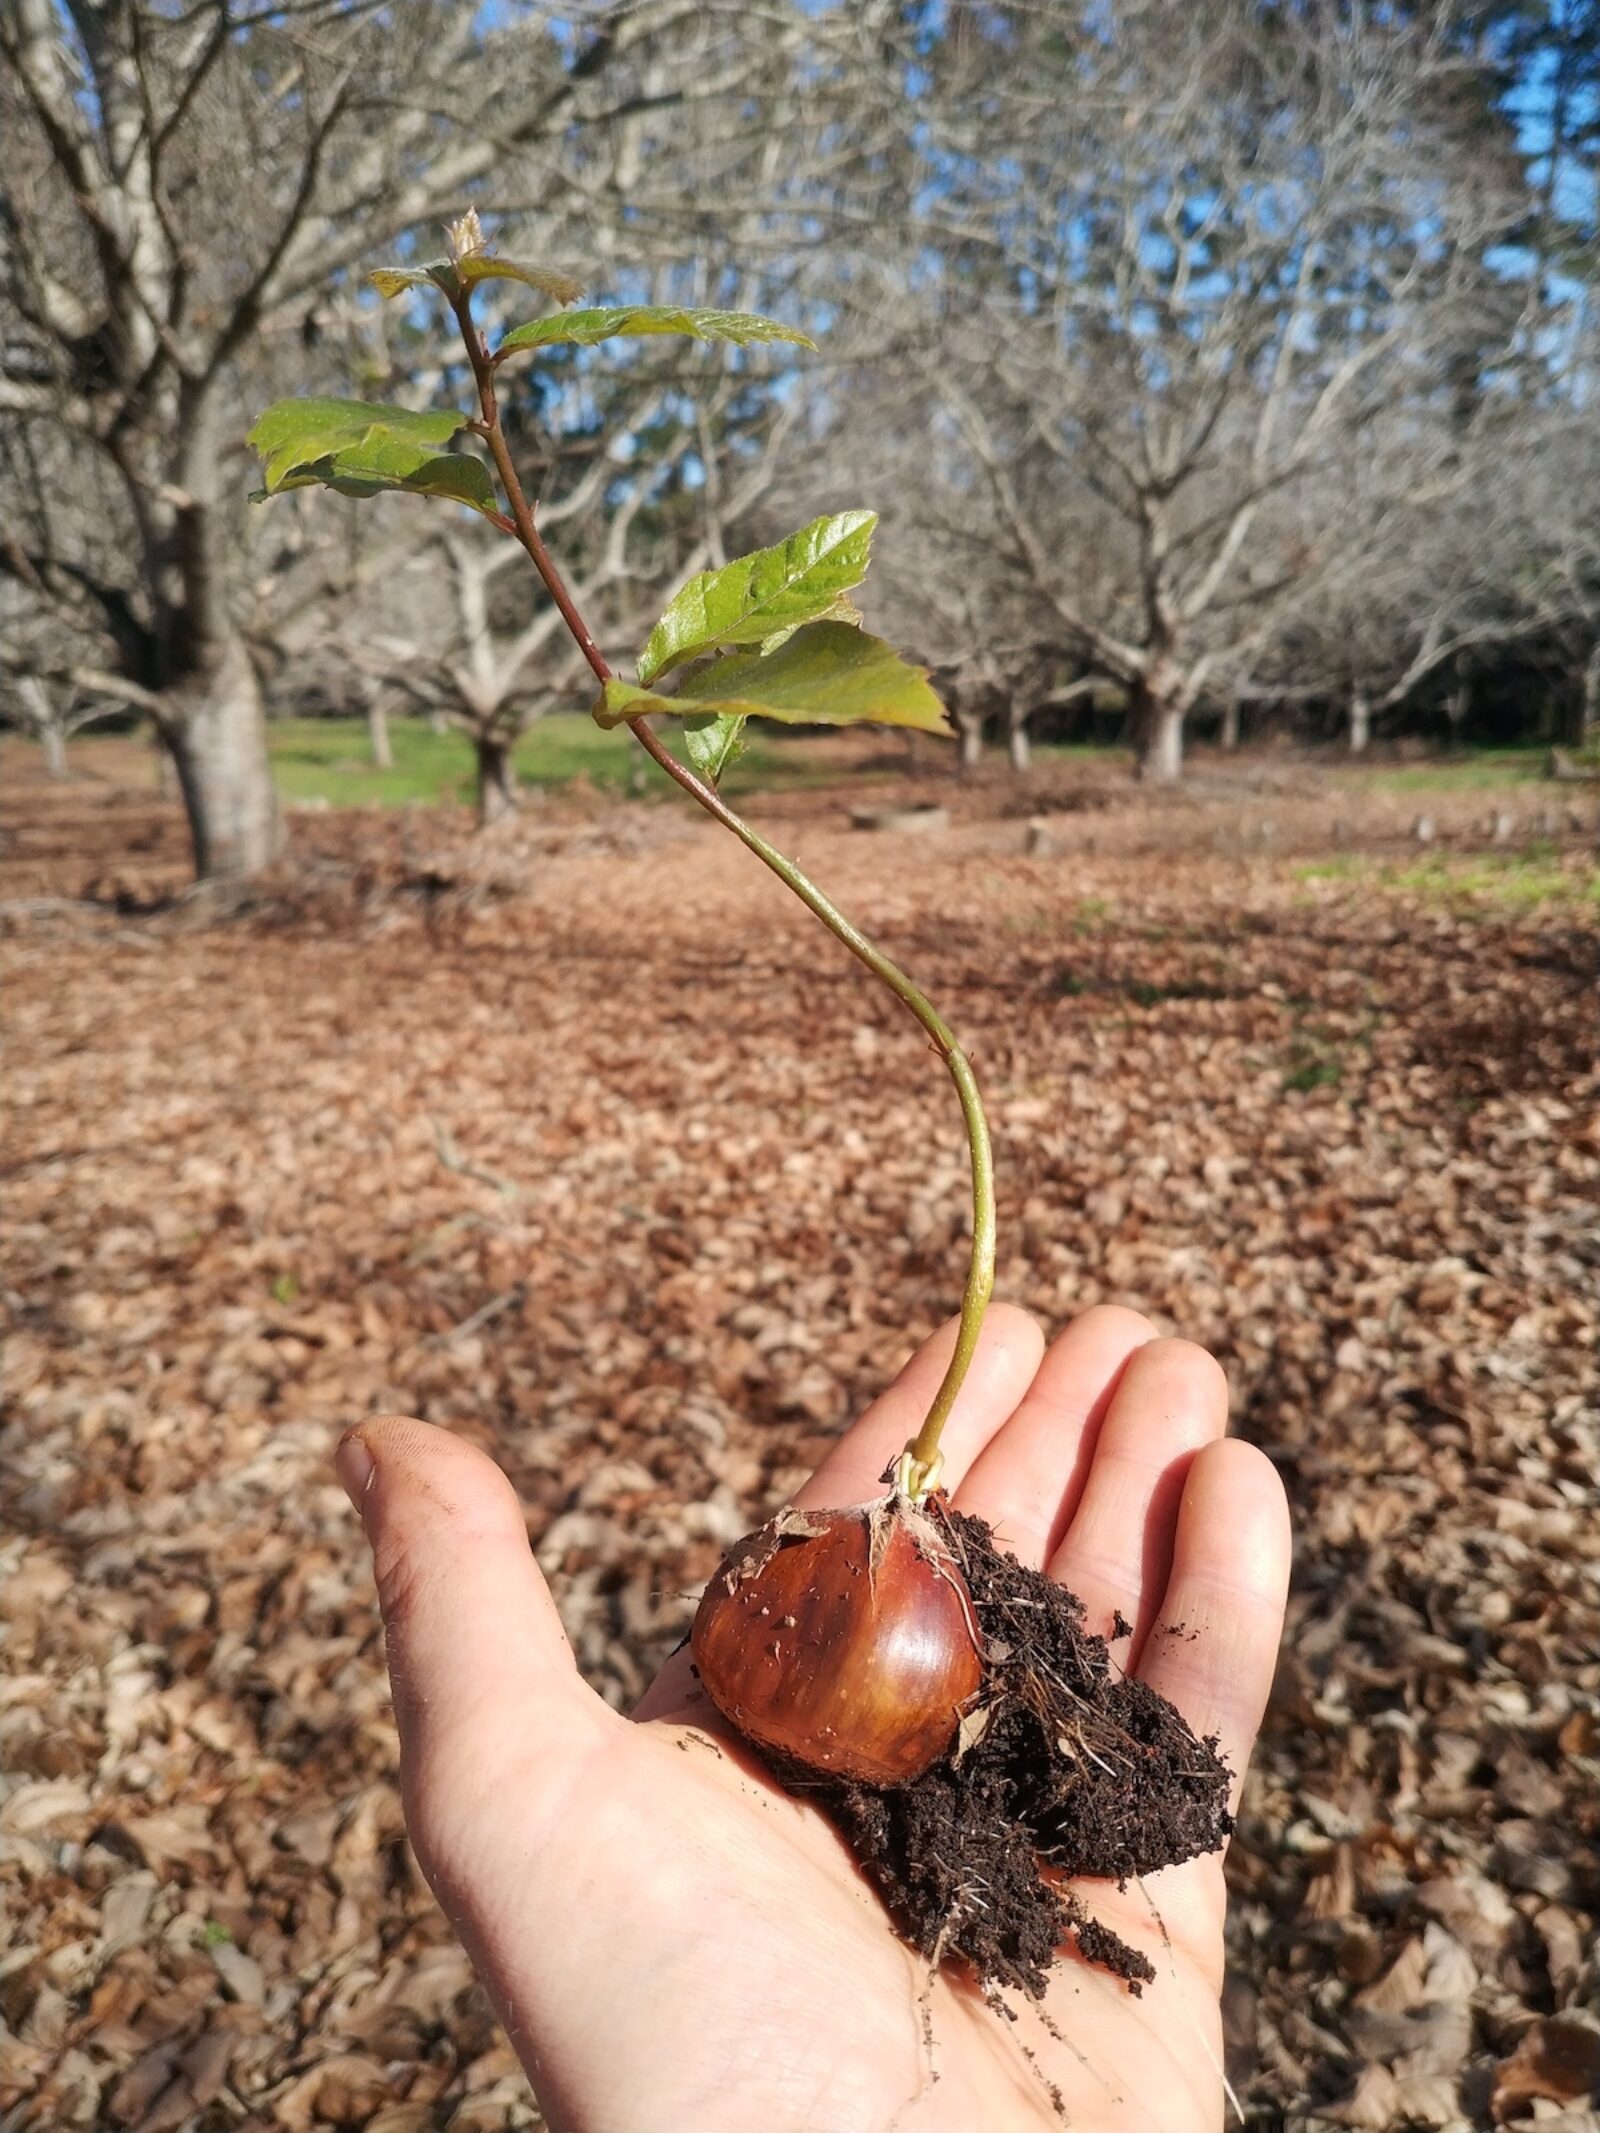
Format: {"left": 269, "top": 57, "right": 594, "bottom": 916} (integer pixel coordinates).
{"left": 435, "top": 1286, "right": 524, "bottom": 1347}
{"left": 429, "top": 1114, "right": 525, "bottom": 1200}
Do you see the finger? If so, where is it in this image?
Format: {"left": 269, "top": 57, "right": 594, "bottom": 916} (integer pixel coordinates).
{"left": 954, "top": 1305, "right": 1157, "bottom": 1567}
{"left": 338, "top": 1419, "right": 618, "bottom": 1849}
{"left": 1136, "top": 1437, "right": 1291, "bottom": 1812}
{"left": 792, "top": 1302, "right": 1046, "bottom": 1511}
{"left": 1047, "top": 1339, "right": 1230, "bottom": 1663}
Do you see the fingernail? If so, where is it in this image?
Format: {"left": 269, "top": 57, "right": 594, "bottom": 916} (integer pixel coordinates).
{"left": 336, "top": 1433, "right": 375, "bottom": 1518}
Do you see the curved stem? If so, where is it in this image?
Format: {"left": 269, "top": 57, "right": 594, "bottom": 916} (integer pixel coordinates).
{"left": 450, "top": 288, "right": 993, "bottom": 1493}
{"left": 626, "top": 717, "right": 994, "bottom": 1493}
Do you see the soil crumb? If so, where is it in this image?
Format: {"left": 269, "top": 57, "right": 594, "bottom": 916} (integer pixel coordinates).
{"left": 788, "top": 1504, "right": 1232, "bottom": 1997}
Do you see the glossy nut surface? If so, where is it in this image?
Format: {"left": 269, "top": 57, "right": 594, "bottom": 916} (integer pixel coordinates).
{"left": 691, "top": 1499, "right": 983, "bottom": 1786}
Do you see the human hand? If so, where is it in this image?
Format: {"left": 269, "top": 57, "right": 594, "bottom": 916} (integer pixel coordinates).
{"left": 337, "top": 1305, "right": 1290, "bottom": 2132}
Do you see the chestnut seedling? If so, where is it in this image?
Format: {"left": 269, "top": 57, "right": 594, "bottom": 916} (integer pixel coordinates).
{"left": 250, "top": 212, "right": 1233, "bottom": 1997}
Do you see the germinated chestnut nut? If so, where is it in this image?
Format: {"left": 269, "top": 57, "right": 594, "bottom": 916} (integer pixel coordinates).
{"left": 691, "top": 1496, "right": 983, "bottom": 1786}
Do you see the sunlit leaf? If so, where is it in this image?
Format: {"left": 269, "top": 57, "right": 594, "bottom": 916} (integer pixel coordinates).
{"left": 369, "top": 257, "right": 582, "bottom": 305}
{"left": 458, "top": 254, "right": 582, "bottom": 304}
{"left": 637, "top": 513, "right": 877, "bottom": 687}
{"left": 246, "top": 397, "right": 495, "bottom": 515}
{"left": 248, "top": 398, "right": 465, "bottom": 477}
{"left": 683, "top": 712, "right": 749, "bottom": 785}
{"left": 499, "top": 305, "right": 815, "bottom": 357}
{"left": 368, "top": 266, "right": 449, "bottom": 299}
{"left": 596, "top": 622, "right": 950, "bottom": 738}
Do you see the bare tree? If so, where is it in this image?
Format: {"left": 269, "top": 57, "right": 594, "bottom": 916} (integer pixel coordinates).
{"left": 1, "top": 541, "right": 123, "bottom": 774}
{"left": 0, "top": 0, "right": 834, "bottom": 880}
{"left": 1, "top": 670, "right": 121, "bottom": 777}
{"left": 824, "top": 1, "right": 1532, "bottom": 780}
{"left": 1518, "top": 401, "right": 1600, "bottom": 747}
{"left": 1252, "top": 388, "right": 1574, "bottom": 751}
{"left": 368, "top": 527, "right": 598, "bottom": 824}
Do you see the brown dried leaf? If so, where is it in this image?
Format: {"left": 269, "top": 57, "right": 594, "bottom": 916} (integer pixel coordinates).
{"left": 1493, "top": 2016, "right": 1600, "bottom": 2123}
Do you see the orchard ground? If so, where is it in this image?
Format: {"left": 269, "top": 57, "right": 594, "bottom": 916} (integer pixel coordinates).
{"left": 3, "top": 733, "right": 1597, "bottom": 2132}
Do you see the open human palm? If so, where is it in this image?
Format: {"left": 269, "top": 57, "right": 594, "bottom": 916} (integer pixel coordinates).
{"left": 337, "top": 1304, "right": 1290, "bottom": 2133}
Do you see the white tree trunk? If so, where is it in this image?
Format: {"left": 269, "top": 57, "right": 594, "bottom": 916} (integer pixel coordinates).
{"left": 367, "top": 693, "right": 394, "bottom": 770}
{"left": 1349, "top": 686, "right": 1371, "bottom": 755}
{"left": 1219, "top": 700, "right": 1240, "bottom": 751}
{"left": 166, "top": 639, "right": 283, "bottom": 880}
{"left": 1136, "top": 693, "right": 1185, "bottom": 783}
{"left": 958, "top": 712, "right": 984, "bottom": 773}
{"left": 1583, "top": 644, "right": 1600, "bottom": 744}
{"left": 476, "top": 734, "right": 519, "bottom": 825}
{"left": 1006, "top": 705, "right": 1032, "bottom": 775}
{"left": 18, "top": 678, "right": 68, "bottom": 777}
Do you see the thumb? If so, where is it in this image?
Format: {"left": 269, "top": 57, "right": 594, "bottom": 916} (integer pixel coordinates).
{"left": 337, "top": 1418, "right": 618, "bottom": 1883}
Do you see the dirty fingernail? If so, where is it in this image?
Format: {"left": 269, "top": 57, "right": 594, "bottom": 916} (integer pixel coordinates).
{"left": 335, "top": 1433, "right": 375, "bottom": 1517}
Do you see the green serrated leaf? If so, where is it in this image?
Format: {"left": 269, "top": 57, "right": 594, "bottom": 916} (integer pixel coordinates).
{"left": 500, "top": 305, "right": 816, "bottom": 357}
{"left": 370, "top": 256, "right": 582, "bottom": 305}
{"left": 596, "top": 622, "right": 950, "bottom": 738}
{"left": 683, "top": 712, "right": 749, "bottom": 785}
{"left": 246, "top": 397, "right": 495, "bottom": 516}
{"left": 637, "top": 512, "right": 876, "bottom": 687}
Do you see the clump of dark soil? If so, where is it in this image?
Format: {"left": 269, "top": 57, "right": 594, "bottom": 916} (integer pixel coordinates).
{"left": 783, "top": 1504, "right": 1232, "bottom": 1998}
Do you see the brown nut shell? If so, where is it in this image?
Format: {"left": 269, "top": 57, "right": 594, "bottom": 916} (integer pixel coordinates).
{"left": 690, "top": 1497, "right": 983, "bottom": 1786}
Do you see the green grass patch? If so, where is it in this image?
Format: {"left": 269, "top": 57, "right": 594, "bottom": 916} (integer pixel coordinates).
{"left": 1294, "top": 853, "right": 1371, "bottom": 883}
{"left": 270, "top": 714, "right": 634, "bottom": 807}
{"left": 1346, "top": 749, "right": 1544, "bottom": 794}
{"left": 267, "top": 714, "right": 901, "bottom": 809}
{"left": 1069, "top": 895, "right": 1115, "bottom": 938}
{"left": 1296, "top": 848, "right": 1598, "bottom": 910}
{"left": 1388, "top": 850, "right": 1598, "bottom": 908}
{"left": 1282, "top": 1046, "right": 1343, "bottom": 1094}
{"left": 1029, "top": 743, "right": 1126, "bottom": 765}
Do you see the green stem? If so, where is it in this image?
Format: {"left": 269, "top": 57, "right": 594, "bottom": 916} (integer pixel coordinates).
{"left": 626, "top": 719, "right": 994, "bottom": 1494}
{"left": 451, "top": 287, "right": 994, "bottom": 1495}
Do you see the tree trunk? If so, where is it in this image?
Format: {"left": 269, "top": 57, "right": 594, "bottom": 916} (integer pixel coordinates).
{"left": 366, "top": 692, "right": 394, "bottom": 770}
{"left": 1349, "top": 686, "right": 1371, "bottom": 755}
{"left": 1582, "top": 644, "right": 1600, "bottom": 745}
{"left": 957, "top": 711, "right": 984, "bottom": 774}
{"left": 166, "top": 639, "right": 283, "bottom": 880}
{"left": 476, "top": 734, "right": 519, "bottom": 824}
{"left": 154, "top": 726, "right": 179, "bottom": 798}
{"left": 1445, "top": 677, "right": 1469, "bottom": 747}
{"left": 1134, "top": 684, "right": 1185, "bottom": 783}
{"left": 1006, "top": 705, "right": 1032, "bottom": 775}
{"left": 18, "top": 679, "right": 68, "bottom": 777}
{"left": 156, "top": 391, "right": 283, "bottom": 882}
{"left": 1219, "top": 700, "right": 1240, "bottom": 752}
